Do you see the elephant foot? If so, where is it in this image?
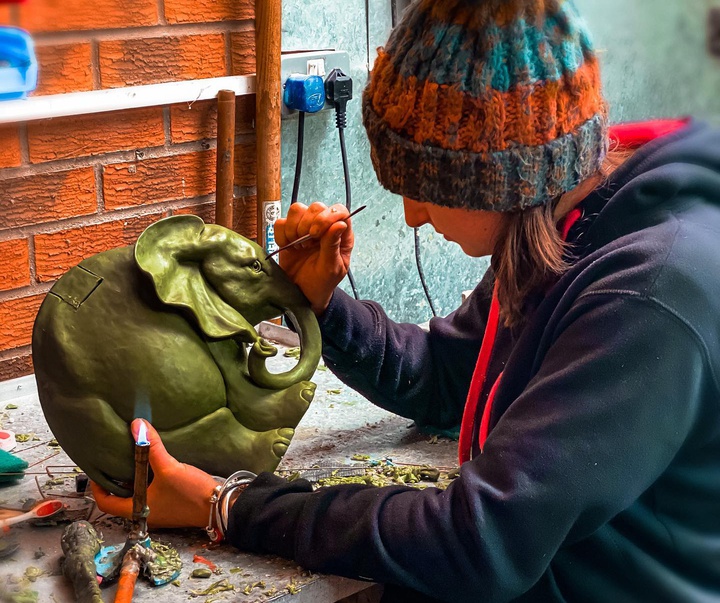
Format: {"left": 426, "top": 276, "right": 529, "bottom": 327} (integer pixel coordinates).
{"left": 272, "top": 428, "right": 295, "bottom": 458}
{"left": 161, "top": 408, "right": 296, "bottom": 478}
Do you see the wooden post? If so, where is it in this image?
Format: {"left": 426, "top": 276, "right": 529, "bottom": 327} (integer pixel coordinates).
{"left": 215, "top": 89, "right": 236, "bottom": 229}
{"left": 255, "top": 0, "right": 282, "bottom": 252}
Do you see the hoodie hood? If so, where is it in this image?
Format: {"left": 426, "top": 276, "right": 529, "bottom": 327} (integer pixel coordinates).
{"left": 572, "top": 119, "right": 720, "bottom": 255}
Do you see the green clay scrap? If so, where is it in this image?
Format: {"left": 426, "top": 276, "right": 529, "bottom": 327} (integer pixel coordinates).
{"left": 32, "top": 216, "right": 321, "bottom": 497}
{"left": 60, "top": 521, "right": 103, "bottom": 603}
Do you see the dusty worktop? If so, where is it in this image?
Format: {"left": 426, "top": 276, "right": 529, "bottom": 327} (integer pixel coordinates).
{"left": 0, "top": 341, "right": 458, "bottom": 602}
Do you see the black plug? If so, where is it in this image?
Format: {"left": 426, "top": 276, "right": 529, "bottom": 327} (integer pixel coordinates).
{"left": 324, "top": 68, "right": 353, "bottom": 129}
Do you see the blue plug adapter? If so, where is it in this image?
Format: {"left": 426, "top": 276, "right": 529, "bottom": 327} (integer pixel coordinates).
{"left": 283, "top": 74, "right": 326, "bottom": 114}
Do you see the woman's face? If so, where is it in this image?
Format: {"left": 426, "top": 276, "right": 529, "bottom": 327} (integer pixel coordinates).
{"left": 402, "top": 197, "right": 507, "bottom": 257}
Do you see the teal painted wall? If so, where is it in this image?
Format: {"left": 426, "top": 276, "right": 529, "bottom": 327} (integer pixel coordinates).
{"left": 281, "top": 0, "right": 720, "bottom": 324}
{"left": 576, "top": 0, "right": 720, "bottom": 123}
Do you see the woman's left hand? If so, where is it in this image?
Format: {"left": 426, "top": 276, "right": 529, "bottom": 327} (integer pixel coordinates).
{"left": 90, "top": 419, "right": 218, "bottom": 529}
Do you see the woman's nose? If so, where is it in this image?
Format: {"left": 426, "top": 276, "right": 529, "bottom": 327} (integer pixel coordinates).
{"left": 403, "top": 197, "right": 429, "bottom": 228}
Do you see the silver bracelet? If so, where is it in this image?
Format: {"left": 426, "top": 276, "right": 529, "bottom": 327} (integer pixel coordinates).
{"left": 206, "top": 470, "right": 256, "bottom": 542}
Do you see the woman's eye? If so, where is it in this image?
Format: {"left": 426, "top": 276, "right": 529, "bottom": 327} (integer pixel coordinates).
{"left": 252, "top": 260, "right": 262, "bottom": 272}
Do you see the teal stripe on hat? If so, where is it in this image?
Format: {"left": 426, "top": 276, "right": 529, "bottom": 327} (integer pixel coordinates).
{"left": 389, "top": 1, "right": 595, "bottom": 95}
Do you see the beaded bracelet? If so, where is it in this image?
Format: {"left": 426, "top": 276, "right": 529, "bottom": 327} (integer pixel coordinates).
{"left": 206, "top": 470, "right": 256, "bottom": 543}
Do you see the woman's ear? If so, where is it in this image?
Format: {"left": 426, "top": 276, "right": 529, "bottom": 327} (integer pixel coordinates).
{"left": 134, "top": 216, "right": 258, "bottom": 341}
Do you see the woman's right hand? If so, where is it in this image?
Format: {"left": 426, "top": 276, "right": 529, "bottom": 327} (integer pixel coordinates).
{"left": 274, "top": 202, "right": 355, "bottom": 315}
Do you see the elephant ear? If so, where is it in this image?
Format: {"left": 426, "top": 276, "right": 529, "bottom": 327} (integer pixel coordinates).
{"left": 134, "top": 215, "right": 255, "bottom": 340}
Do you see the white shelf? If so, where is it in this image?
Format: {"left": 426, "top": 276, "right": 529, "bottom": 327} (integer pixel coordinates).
{"left": 0, "top": 74, "right": 256, "bottom": 124}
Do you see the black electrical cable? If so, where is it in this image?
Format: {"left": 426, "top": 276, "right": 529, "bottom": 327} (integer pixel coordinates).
{"left": 414, "top": 227, "right": 437, "bottom": 317}
{"left": 326, "top": 69, "right": 360, "bottom": 301}
{"left": 338, "top": 126, "right": 352, "bottom": 212}
{"left": 283, "top": 111, "right": 307, "bottom": 333}
{"left": 290, "top": 111, "right": 305, "bottom": 205}
{"left": 337, "top": 120, "right": 360, "bottom": 300}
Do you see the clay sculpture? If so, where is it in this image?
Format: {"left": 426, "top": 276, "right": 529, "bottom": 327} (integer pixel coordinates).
{"left": 32, "top": 215, "right": 320, "bottom": 497}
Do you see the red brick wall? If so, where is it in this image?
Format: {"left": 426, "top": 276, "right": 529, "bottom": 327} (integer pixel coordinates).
{"left": 0, "top": 0, "right": 258, "bottom": 381}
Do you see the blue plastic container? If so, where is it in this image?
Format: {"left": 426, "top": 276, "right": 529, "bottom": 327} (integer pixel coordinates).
{"left": 0, "top": 27, "right": 38, "bottom": 101}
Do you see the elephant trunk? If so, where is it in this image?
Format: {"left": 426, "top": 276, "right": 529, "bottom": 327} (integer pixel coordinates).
{"left": 247, "top": 303, "right": 321, "bottom": 390}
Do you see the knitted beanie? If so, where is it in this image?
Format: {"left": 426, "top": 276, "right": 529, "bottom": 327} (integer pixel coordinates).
{"left": 362, "top": 0, "right": 608, "bottom": 212}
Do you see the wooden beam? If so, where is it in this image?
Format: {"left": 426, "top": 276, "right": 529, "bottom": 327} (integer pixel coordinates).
{"left": 255, "top": 0, "right": 283, "bottom": 252}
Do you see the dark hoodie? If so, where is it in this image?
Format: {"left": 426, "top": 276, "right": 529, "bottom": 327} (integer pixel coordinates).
{"left": 228, "top": 120, "right": 720, "bottom": 602}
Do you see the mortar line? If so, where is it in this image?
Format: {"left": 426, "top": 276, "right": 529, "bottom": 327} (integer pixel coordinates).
{"left": 0, "top": 283, "right": 53, "bottom": 304}
{"left": 90, "top": 40, "right": 102, "bottom": 89}
{"left": 225, "top": 29, "right": 233, "bottom": 76}
{"left": 95, "top": 164, "right": 105, "bottom": 212}
{"left": 157, "top": 0, "right": 167, "bottom": 25}
{"left": 163, "top": 106, "right": 171, "bottom": 146}
{"left": 0, "top": 345, "right": 32, "bottom": 362}
{"left": 0, "top": 135, "right": 255, "bottom": 181}
{"left": 0, "top": 194, "right": 219, "bottom": 244}
{"left": 32, "top": 21, "right": 254, "bottom": 45}
{"left": 17, "top": 123, "right": 30, "bottom": 165}
{"left": 27, "top": 234, "right": 38, "bottom": 285}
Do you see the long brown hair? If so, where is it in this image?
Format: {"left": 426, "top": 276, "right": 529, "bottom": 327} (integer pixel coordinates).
{"left": 491, "top": 147, "right": 634, "bottom": 328}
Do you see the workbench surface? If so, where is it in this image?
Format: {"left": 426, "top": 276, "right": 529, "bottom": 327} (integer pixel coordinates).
{"left": 0, "top": 341, "right": 457, "bottom": 602}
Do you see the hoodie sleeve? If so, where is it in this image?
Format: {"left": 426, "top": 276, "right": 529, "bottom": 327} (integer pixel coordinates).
{"left": 312, "top": 277, "right": 492, "bottom": 432}
{"left": 227, "top": 292, "right": 713, "bottom": 603}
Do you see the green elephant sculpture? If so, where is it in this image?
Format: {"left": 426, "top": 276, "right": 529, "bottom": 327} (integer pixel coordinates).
{"left": 32, "top": 215, "right": 321, "bottom": 497}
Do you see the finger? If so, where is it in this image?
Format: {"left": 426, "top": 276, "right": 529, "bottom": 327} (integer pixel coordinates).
{"left": 131, "top": 419, "right": 173, "bottom": 469}
{"left": 283, "top": 202, "right": 310, "bottom": 243}
{"left": 296, "top": 202, "right": 331, "bottom": 240}
{"left": 274, "top": 217, "right": 289, "bottom": 247}
{"left": 318, "top": 221, "right": 350, "bottom": 275}
{"left": 339, "top": 214, "right": 356, "bottom": 258}
{"left": 90, "top": 481, "right": 133, "bottom": 518}
{"left": 329, "top": 203, "right": 351, "bottom": 218}
{"left": 307, "top": 204, "right": 351, "bottom": 240}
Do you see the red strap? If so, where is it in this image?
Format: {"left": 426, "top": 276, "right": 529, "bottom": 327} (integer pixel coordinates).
{"left": 608, "top": 118, "right": 690, "bottom": 149}
{"left": 477, "top": 371, "right": 503, "bottom": 450}
{"left": 560, "top": 208, "right": 582, "bottom": 241}
{"left": 458, "top": 285, "right": 500, "bottom": 464}
{"left": 459, "top": 209, "right": 584, "bottom": 463}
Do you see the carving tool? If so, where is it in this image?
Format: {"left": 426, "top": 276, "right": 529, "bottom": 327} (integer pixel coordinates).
{"left": 265, "top": 204, "right": 366, "bottom": 259}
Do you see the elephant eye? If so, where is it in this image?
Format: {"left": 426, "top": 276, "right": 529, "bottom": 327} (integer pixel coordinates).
{"left": 251, "top": 260, "right": 263, "bottom": 273}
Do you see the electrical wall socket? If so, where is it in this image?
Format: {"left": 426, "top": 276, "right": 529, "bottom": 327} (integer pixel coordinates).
{"left": 281, "top": 50, "right": 351, "bottom": 117}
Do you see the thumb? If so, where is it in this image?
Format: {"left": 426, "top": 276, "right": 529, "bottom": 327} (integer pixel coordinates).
{"left": 90, "top": 481, "right": 133, "bottom": 517}
{"left": 318, "top": 222, "right": 348, "bottom": 268}
{"left": 131, "top": 419, "right": 174, "bottom": 470}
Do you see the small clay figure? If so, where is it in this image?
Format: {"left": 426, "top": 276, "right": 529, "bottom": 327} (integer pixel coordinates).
{"left": 33, "top": 216, "right": 321, "bottom": 496}
{"left": 60, "top": 521, "right": 103, "bottom": 603}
